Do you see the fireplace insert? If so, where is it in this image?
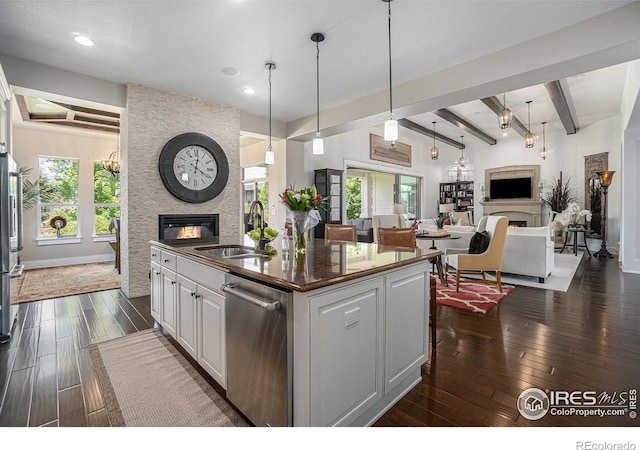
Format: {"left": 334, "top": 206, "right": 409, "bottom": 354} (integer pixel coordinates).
{"left": 158, "top": 214, "right": 219, "bottom": 240}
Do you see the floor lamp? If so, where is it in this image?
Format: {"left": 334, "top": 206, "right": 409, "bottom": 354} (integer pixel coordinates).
{"left": 594, "top": 170, "right": 615, "bottom": 258}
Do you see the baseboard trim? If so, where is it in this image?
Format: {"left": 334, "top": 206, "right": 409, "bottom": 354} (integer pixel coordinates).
{"left": 23, "top": 254, "right": 115, "bottom": 270}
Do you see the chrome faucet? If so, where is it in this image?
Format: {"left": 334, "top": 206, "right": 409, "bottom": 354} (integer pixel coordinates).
{"left": 248, "top": 200, "right": 269, "bottom": 249}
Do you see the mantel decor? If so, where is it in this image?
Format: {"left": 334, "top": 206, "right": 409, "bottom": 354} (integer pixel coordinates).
{"left": 370, "top": 134, "right": 412, "bottom": 167}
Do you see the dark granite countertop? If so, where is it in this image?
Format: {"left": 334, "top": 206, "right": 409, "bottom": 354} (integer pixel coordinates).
{"left": 150, "top": 236, "right": 442, "bottom": 292}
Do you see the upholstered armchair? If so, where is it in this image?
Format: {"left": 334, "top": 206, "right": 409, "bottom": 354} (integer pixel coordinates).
{"left": 444, "top": 216, "right": 509, "bottom": 292}
{"left": 372, "top": 214, "right": 403, "bottom": 243}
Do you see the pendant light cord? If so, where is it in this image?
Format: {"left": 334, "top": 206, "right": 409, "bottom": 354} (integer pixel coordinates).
{"left": 316, "top": 40, "right": 320, "bottom": 134}
{"left": 268, "top": 65, "right": 272, "bottom": 151}
{"left": 387, "top": 0, "right": 393, "bottom": 118}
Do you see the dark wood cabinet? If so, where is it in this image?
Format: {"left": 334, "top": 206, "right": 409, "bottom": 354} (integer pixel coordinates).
{"left": 314, "top": 169, "right": 343, "bottom": 238}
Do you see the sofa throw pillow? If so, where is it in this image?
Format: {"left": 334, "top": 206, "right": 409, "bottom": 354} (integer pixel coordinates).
{"left": 469, "top": 231, "right": 491, "bottom": 254}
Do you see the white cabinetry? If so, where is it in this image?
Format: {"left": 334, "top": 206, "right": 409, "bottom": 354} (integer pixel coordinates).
{"left": 150, "top": 261, "right": 162, "bottom": 323}
{"left": 150, "top": 247, "right": 227, "bottom": 389}
{"left": 299, "top": 262, "right": 430, "bottom": 427}
{"left": 161, "top": 267, "right": 177, "bottom": 337}
{"left": 309, "top": 279, "right": 384, "bottom": 427}
{"left": 176, "top": 275, "right": 198, "bottom": 358}
{"left": 383, "top": 265, "right": 428, "bottom": 393}
{"left": 198, "top": 284, "right": 226, "bottom": 388}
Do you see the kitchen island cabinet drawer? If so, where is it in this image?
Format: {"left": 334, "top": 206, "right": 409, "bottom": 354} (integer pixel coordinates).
{"left": 177, "top": 256, "right": 226, "bottom": 294}
{"left": 150, "top": 246, "right": 161, "bottom": 264}
{"left": 160, "top": 250, "right": 177, "bottom": 271}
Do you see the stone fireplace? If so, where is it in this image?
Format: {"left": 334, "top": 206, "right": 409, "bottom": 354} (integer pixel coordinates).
{"left": 480, "top": 165, "right": 543, "bottom": 227}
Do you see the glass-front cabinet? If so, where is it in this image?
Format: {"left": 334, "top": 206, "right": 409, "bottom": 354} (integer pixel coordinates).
{"left": 314, "top": 168, "right": 343, "bottom": 238}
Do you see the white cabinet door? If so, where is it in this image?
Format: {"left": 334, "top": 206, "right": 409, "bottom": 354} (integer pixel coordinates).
{"left": 384, "top": 266, "right": 428, "bottom": 394}
{"left": 308, "top": 279, "right": 384, "bottom": 427}
{"left": 150, "top": 262, "right": 162, "bottom": 323}
{"left": 161, "top": 267, "right": 177, "bottom": 337}
{"left": 176, "top": 275, "right": 198, "bottom": 359}
{"left": 198, "top": 284, "right": 226, "bottom": 389}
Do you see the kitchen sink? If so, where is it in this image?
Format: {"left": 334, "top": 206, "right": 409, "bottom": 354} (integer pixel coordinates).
{"left": 193, "top": 245, "right": 271, "bottom": 260}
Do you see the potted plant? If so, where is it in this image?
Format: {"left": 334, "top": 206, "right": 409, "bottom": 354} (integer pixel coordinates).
{"left": 542, "top": 174, "right": 578, "bottom": 213}
{"left": 19, "top": 166, "right": 55, "bottom": 210}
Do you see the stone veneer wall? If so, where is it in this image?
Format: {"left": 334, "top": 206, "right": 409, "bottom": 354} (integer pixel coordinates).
{"left": 121, "top": 84, "right": 240, "bottom": 298}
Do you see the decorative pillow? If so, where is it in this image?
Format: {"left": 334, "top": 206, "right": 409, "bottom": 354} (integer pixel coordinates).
{"left": 468, "top": 231, "right": 490, "bottom": 254}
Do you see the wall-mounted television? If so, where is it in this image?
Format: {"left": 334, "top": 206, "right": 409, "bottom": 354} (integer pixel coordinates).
{"left": 490, "top": 177, "right": 532, "bottom": 200}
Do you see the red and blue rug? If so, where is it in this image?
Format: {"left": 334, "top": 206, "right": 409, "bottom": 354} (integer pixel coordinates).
{"left": 436, "top": 276, "right": 514, "bottom": 315}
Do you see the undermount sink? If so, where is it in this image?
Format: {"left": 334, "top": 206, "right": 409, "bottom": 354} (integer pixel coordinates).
{"left": 193, "top": 245, "right": 271, "bottom": 260}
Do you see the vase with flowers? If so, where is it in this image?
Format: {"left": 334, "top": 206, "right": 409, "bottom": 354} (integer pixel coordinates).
{"left": 281, "top": 185, "right": 326, "bottom": 253}
{"left": 562, "top": 202, "right": 592, "bottom": 229}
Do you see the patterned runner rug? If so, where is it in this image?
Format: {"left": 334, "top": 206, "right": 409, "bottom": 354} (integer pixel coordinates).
{"left": 16, "top": 261, "right": 121, "bottom": 303}
{"left": 436, "top": 276, "right": 514, "bottom": 314}
{"left": 89, "top": 329, "right": 248, "bottom": 427}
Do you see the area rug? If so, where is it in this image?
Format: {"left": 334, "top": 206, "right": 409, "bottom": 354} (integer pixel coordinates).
{"left": 499, "top": 251, "right": 583, "bottom": 292}
{"left": 16, "top": 261, "right": 120, "bottom": 303}
{"left": 436, "top": 276, "right": 514, "bottom": 315}
{"left": 89, "top": 329, "right": 248, "bottom": 427}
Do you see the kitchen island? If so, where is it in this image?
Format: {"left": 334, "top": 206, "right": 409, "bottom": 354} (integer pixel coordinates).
{"left": 149, "top": 236, "right": 441, "bottom": 427}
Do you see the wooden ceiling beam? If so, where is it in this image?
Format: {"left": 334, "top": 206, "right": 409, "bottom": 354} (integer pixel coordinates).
{"left": 480, "top": 96, "right": 531, "bottom": 138}
{"left": 544, "top": 80, "right": 578, "bottom": 135}
{"left": 432, "top": 108, "right": 497, "bottom": 145}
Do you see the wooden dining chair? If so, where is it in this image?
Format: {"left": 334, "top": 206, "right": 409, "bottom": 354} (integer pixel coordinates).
{"left": 377, "top": 227, "right": 416, "bottom": 248}
{"left": 324, "top": 223, "right": 357, "bottom": 243}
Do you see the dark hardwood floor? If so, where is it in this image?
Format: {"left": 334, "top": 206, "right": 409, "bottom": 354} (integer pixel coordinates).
{"left": 1, "top": 254, "right": 638, "bottom": 427}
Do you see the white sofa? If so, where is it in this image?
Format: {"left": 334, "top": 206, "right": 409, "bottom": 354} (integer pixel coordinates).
{"left": 416, "top": 219, "right": 554, "bottom": 283}
{"left": 501, "top": 226, "right": 555, "bottom": 283}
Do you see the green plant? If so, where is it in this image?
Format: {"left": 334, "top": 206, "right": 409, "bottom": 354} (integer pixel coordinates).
{"left": 542, "top": 175, "right": 578, "bottom": 212}
{"left": 18, "top": 166, "right": 55, "bottom": 210}
{"left": 346, "top": 177, "right": 362, "bottom": 219}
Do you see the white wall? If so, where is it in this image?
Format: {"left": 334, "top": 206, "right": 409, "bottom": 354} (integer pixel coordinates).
{"left": 12, "top": 124, "right": 118, "bottom": 268}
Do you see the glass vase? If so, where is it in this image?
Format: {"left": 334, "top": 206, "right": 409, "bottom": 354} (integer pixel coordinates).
{"left": 290, "top": 211, "right": 310, "bottom": 253}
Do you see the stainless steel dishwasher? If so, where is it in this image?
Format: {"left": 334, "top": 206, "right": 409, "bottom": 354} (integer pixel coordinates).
{"left": 222, "top": 273, "right": 293, "bottom": 427}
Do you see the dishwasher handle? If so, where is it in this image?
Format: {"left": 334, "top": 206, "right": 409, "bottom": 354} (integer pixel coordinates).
{"left": 221, "top": 283, "right": 281, "bottom": 311}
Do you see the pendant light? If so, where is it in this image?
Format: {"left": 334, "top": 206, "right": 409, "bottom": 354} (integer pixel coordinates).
{"left": 540, "top": 121, "right": 549, "bottom": 160}
{"left": 430, "top": 121, "right": 439, "bottom": 160}
{"left": 311, "top": 32, "right": 325, "bottom": 155}
{"left": 498, "top": 93, "right": 512, "bottom": 129}
{"left": 264, "top": 62, "right": 276, "bottom": 165}
{"left": 382, "top": 0, "right": 398, "bottom": 142}
{"left": 458, "top": 136, "right": 466, "bottom": 167}
{"left": 524, "top": 100, "right": 535, "bottom": 148}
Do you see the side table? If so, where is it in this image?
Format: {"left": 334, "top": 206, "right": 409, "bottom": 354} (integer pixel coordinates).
{"left": 560, "top": 227, "right": 592, "bottom": 257}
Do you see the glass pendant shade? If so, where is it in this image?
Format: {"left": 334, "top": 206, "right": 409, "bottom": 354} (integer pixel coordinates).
{"left": 597, "top": 170, "right": 615, "bottom": 187}
{"left": 312, "top": 135, "right": 324, "bottom": 155}
{"left": 458, "top": 136, "right": 466, "bottom": 167}
{"left": 430, "top": 121, "right": 439, "bottom": 160}
{"left": 384, "top": 119, "right": 398, "bottom": 141}
{"left": 264, "top": 148, "right": 275, "bottom": 165}
{"left": 498, "top": 93, "right": 512, "bottom": 129}
{"left": 524, "top": 100, "right": 535, "bottom": 148}
{"left": 524, "top": 131, "right": 535, "bottom": 148}
{"left": 540, "top": 121, "right": 548, "bottom": 160}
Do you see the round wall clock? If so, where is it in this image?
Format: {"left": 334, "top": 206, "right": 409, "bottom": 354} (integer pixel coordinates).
{"left": 158, "top": 132, "right": 229, "bottom": 203}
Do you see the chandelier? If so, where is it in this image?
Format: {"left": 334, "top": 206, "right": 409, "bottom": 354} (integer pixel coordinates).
{"left": 524, "top": 101, "right": 535, "bottom": 148}
{"left": 498, "top": 93, "right": 512, "bottom": 129}
{"left": 101, "top": 139, "right": 120, "bottom": 178}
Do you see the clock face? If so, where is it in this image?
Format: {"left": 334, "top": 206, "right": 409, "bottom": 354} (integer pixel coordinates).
{"left": 158, "top": 133, "right": 229, "bottom": 203}
{"left": 172, "top": 145, "right": 218, "bottom": 191}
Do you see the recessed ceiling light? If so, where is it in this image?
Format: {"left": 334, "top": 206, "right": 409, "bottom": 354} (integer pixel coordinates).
{"left": 74, "top": 35, "right": 94, "bottom": 47}
{"left": 35, "top": 103, "right": 56, "bottom": 110}
{"left": 502, "top": 131, "right": 509, "bottom": 137}
{"left": 222, "top": 67, "right": 240, "bottom": 77}
{"left": 243, "top": 87, "right": 255, "bottom": 95}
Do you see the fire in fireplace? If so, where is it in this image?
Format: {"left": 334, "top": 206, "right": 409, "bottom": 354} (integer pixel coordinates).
{"left": 508, "top": 220, "right": 527, "bottom": 228}
{"left": 158, "top": 214, "right": 219, "bottom": 240}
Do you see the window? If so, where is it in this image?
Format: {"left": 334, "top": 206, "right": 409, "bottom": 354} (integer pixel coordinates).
{"left": 397, "top": 175, "right": 420, "bottom": 219}
{"left": 94, "top": 162, "right": 121, "bottom": 235}
{"left": 242, "top": 166, "right": 269, "bottom": 229}
{"left": 38, "top": 157, "right": 79, "bottom": 238}
{"left": 346, "top": 176, "right": 363, "bottom": 219}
